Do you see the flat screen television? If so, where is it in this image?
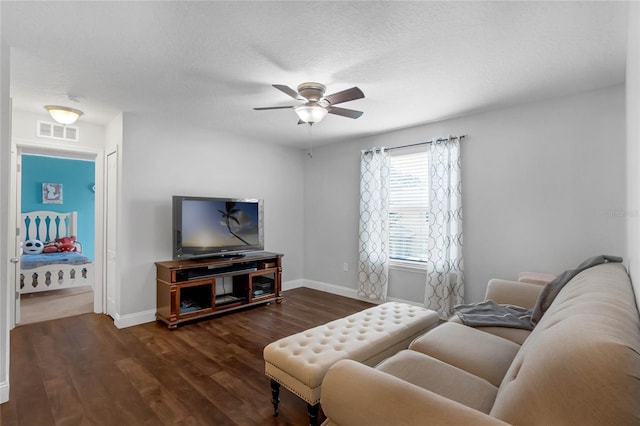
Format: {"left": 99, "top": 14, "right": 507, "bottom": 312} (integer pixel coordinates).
{"left": 172, "top": 196, "right": 264, "bottom": 260}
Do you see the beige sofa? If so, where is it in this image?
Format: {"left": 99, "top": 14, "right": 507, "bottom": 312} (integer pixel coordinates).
{"left": 321, "top": 262, "right": 640, "bottom": 425}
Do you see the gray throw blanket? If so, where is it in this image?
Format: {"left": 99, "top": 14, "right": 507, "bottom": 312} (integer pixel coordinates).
{"left": 455, "top": 255, "right": 623, "bottom": 330}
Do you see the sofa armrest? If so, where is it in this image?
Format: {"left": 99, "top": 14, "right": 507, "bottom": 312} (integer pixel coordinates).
{"left": 321, "top": 360, "right": 508, "bottom": 426}
{"left": 517, "top": 271, "right": 557, "bottom": 285}
{"left": 484, "top": 279, "right": 544, "bottom": 309}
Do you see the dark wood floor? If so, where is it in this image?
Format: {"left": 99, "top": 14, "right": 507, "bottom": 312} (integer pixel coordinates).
{"left": 0, "top": 288, "right": 373, "bottom": 426}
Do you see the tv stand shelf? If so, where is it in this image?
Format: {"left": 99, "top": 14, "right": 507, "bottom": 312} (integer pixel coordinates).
{"left": 156, "top": 251, "right": 283, "bottom": 329}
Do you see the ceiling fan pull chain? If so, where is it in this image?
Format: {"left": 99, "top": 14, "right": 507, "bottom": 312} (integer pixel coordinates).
{"left": 308, "top": 123, "right": 314, "bottom": 158}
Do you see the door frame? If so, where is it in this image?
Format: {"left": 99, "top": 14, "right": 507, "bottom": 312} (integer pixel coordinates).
{"left": 105, "top": 148, "right": 118, "bottom": 319}
{"left": 10, "top": 139, "right": 105, "bottom": 328}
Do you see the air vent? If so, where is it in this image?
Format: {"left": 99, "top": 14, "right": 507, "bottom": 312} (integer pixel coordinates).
{"left": 36, "top": 120, "right": 80, "bottom": 142}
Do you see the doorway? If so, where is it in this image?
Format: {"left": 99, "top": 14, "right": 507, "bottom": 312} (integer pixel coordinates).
{"left": 19, "top": 287, "right": 94, "bottom": 325}
{"left": 15, "top": 150, "right": 98, "bottom": 326}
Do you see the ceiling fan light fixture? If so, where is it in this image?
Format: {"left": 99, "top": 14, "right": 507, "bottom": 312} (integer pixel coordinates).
{"left": 255, "top": 82, "right": 364, "bottom": 124}
{"left": 295, "top": 103, "right": 328, "bottom": 124}
{"left": 44, "top": 105, "right": 84, "bottom": 125}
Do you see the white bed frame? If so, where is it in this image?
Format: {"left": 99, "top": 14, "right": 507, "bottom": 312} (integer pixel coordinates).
{"left": 20, "top": 210, "right": 94, "bottom": 294}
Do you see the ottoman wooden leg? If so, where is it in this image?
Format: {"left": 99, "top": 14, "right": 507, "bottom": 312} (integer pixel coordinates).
{"left": 307, "top": 403, "right": 320, "bottom": 426}
{"left": 270, "top": 379, "right": 280, "bottom": 416}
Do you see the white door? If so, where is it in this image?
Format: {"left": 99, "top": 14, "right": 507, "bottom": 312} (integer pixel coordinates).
{"left": 106, "top": 150, "right": 118, "bottom": 318}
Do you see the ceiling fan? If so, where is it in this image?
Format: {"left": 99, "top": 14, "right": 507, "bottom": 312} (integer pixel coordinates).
{"left": 254, "top": 82, "right": 364, "bottom": 124}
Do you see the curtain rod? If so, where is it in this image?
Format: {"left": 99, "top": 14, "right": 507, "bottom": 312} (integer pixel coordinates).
{"left": 364, "top": 134, "right": 467, "bottom": 155}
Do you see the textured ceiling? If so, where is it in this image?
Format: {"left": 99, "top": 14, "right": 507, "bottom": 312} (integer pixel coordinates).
{"left": 1, "top": 1, "right": 629, "bottom": 147}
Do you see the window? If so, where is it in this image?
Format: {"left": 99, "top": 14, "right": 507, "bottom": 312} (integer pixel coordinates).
{"left": 388, "top": 149, "right": 429, "bottom": 264}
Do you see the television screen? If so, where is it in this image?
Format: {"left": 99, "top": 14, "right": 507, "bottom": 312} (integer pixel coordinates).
{"left": 173, "top": 196, "right": 263, "bottom": 259}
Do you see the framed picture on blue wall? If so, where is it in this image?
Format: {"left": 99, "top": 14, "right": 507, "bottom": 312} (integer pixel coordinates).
{"left": 42, "top": 182, "right": 63, "bottom": 204}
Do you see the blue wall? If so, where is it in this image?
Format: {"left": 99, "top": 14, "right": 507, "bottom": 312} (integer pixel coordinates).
{"left": 21, "top": 155, "right": 95, "bottom": 260}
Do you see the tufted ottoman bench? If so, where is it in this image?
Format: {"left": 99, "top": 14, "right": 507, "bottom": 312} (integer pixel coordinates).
{"left": 263, "top": 302, "right": 439, "bottom": 425}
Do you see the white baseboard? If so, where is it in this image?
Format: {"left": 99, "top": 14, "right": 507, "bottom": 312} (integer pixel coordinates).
{"left": 113, "top": 280, "right": 424, "bottom": 330}
{"left": 0, "top": 379, "right": 8, "bottom": 403}
{"left": 300, "top": 279, "right": 360, "bottom": 299}
{"left": 282, "top": 278, "right": 306, "bottom": 291}
{"left": 112, "top": 279, "right": 328, "bottom": 328}
{"left": 386, "top": 296, "right": 424, "bottom": 308}
{"left": 113, "top": 309, "right": 156, "bottom": 329}
{"left": 295, "top": 279, "right": 424, "bottom": 308}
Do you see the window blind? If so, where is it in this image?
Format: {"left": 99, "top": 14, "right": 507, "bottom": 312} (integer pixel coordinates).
{"left": 388, "top": 149, "right": 429, "bottom": 263}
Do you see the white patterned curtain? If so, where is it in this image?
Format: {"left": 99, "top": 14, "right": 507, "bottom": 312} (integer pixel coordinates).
{"left": 358, "top": 148, "right": 390, "bottom": 301}
{"left": 424, "top": 138, "right": 464, "bottom": 318}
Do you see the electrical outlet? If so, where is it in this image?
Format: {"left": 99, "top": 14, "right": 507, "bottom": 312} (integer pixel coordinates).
{"left": 343, "top": 263, "right": 349, "bottom": 272}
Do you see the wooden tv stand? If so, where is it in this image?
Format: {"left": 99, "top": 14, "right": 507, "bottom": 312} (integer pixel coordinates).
{"left": 156, "top": 251, "right": 283, "bottom": 329}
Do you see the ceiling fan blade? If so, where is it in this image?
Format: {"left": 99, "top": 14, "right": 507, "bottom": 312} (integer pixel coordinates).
{"left": 324, "top": 87, "right": 364, "bottom": 105}
{"left": 328, "top": 106, "right": 364, "bottom": 119}
{"left": 253, "top": 106, "right": 295, "bottom": 110}
{"left": 273, "top": 84, "right": 301, "bottom": 100}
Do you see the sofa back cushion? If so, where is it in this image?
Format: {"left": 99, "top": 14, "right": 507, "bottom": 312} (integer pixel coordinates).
{"left": 491, "top": 263, "right": 640, "bottom": 425}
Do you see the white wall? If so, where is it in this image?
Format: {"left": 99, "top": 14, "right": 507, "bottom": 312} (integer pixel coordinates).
{"left": 117, "top": 114, "right": 305, "bottom": 318}
{"left": 626, "top": 1, "right": 640, "bottom": 308}
{"left": 12, "top": 111, "right": 105, "bottom": 153}
{"left": 0, "top": 36, "right": 11, "bottom": 403}
{"left": 304, "top": 85, "right": 627, "bottom": 305}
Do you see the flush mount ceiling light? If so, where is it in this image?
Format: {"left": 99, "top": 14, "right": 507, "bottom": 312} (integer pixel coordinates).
{"left": 44, "top": 105, "right": 84, "bottom": 125}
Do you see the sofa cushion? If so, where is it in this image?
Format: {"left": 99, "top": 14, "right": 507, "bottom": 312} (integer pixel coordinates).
{"left": 449, "top": 315, "right": 531, "bottom": 345}
{"left": 491, "top": 263, "right": 640, "bottom": 425}
{"left": 409, "top": 322, "right": 520, "bottom": 387}
{"left": 376, "top": 350, "right": 498, "bottom": 414}
{"left": 484, "top": 279, "right": 545, "bottom": 309}
{"left": 321, "top": 359, "right": 508, "bottom": 426}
